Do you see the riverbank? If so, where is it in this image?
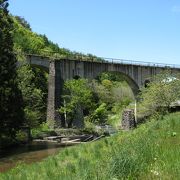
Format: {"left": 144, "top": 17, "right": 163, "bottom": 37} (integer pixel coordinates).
{"left": 1, "top": 112, "right": 180, "bottom": 179}
{"left": 0, "top": 142, "right": 63, "bottom": 173}
{"left": 0, "top": 129, "right": 108, "bottom": 173}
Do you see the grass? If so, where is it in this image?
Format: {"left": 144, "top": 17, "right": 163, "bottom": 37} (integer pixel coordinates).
{"left": 1, "top": 113, "right": 180, "bottom": 179}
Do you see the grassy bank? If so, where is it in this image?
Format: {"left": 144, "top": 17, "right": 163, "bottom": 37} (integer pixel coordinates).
{"left": 1, "top": 113, "right": 180, "bottom": 179}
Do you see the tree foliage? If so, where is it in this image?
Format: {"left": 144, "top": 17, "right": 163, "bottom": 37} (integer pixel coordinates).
{"left": 60, "top": 73, "right": 134, "bottom": 128}
{"left": 60, "top": 79, "right": 95, "bottom": 127}
{"left": 14, "top": 16, "right": 31, "bottom": 30}
{"left": 139, "top": 71, "right": 180, "bottom": 116}
{"left": 91, "top": 73, "right": 134, "bottom": 108}
{"left": 89, "top": 103, "right": 108, "bottom": 125}
{"left": 0, "top": 0, "right": 24, "bottom": 140}
{"left": 12, "top": 16, "right": 103, "bottom": 61}
{"left": 17, "top": 65, "right": 48, "bottom": 128}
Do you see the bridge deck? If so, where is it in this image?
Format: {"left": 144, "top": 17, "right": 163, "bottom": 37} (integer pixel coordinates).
{"left": 24, "top": 53, "right": 180, "bottom": 69}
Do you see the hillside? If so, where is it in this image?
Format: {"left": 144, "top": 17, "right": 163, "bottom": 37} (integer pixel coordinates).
{"left": 12, "top": 16, "right": 102, "bottom": 61}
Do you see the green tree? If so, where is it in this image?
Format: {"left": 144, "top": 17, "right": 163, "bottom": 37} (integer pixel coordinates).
{"left": 17, "top": 65, "right": 47, "bottom": 128}
{"left": 14, "top": 16, "right": 31, "bottom": 30}
{"left": 89, "top": 103, "right": 108, "bottom": 125}
{"left": 60, "top": 79, "right": 95, "bottom": 127}
{"left": 139, "top": 71, "right": 180, "bottom": 116}
{"left": 12, "top": 16, "right": 102, "bottom": 61}
{"left": 0, "top": 0, "right": 24, "bottom": 140}
{"left": 91, "top": 79, "right": 134, "bottom": 109}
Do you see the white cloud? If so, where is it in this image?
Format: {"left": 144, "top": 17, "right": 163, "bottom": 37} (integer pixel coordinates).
{"left": 172, "top": 5, "right": 180, "bottom": 13}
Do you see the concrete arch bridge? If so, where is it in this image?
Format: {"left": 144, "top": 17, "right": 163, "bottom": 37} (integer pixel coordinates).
{"left": 25, "top": 54, "right": 180, "bottom": 127}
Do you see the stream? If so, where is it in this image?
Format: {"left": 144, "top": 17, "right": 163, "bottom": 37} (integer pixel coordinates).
{"left": 0, "top": 141, "right": 66, "bottom": 173}
{"left": 0, "top": 126, "right": 116, "bottom": 173}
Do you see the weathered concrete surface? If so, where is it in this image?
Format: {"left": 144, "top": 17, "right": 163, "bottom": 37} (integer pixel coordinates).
{"left": 72, "top": 104, "right": 84, "bottom": 128}
{"left": 26, "top": 55, "right": 49, "bottom": 69}
{"left": 25, "top": 54, "right": 180, "bottom": 128}
{"left": 46, "top": 61, "right": 64, "bottom": 128}
{"left": 122, "top": 109, "right": 136, "bottom": 130}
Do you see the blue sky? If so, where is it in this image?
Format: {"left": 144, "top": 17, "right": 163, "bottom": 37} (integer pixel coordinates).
{"left": 9, "top": 0, "right": 180, "bottom": 64}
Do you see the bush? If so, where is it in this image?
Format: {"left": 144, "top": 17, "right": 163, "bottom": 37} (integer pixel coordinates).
{"left": 138, "top": 71, "right": 180, "bottom": 116}
{"left": 89, "top": 103, "right": 108, "bottom": 125}
{"left": 83, "top": 118, "right": 96, "bottom": 134}
{"left": 31, "top": 122, "right": 51, "bottom": 139}
{"left": 16, "top": 130, "right": 29, "bottom": 142}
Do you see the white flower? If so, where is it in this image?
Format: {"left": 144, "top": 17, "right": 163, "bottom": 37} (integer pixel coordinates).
{"left": 150, "top": 170, "right": 159, "bottom": 176}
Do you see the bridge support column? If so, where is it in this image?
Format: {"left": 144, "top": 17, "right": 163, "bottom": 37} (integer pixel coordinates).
{"left": 47, "top": 61, "right": 64, "bottom": 128}
{"left": 122, "top": 109, "right": 136, "bottom": 130}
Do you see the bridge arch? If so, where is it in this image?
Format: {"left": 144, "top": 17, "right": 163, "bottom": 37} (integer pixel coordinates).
{"left": 25, "top": 54, "right": 50, "bottom": 72}
{"left": 29, "top": 63, "right": 49, "bottom": 73}
{"left": 95, "top": 71, "right": 139, "bottom": 97}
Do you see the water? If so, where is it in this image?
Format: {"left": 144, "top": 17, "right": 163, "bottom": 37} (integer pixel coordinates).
{"left": 0, "top": 142, "right": 65, "bottom": 173}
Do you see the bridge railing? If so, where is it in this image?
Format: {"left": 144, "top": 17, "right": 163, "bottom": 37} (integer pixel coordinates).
{"left": 103, "top": 57, "right": 180, "bottom": 68}
{"left": 14, "top": 51, "right": 180, "bottom": 69}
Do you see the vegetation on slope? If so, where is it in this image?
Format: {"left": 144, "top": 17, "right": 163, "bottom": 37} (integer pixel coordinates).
{"left": 137, "top": 70, "right": 180, "bottom": 119}
{"left": 1, "top": 112, "right": 180, "bottom": 179}
{"left": 12, "top": 16, "right": 102, "bottom": 61}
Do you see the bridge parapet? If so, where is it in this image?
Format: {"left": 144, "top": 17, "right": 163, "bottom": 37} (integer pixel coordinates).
{"left": 103, "top": 58, "right": 180, "bottom": 69}
{"left": 21, "top": 52, "right": 180, "bottom": 69}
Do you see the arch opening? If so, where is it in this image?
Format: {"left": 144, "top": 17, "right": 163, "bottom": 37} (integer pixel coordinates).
{"left": 29, "top": 64, "right": 49, "bottom": 73}
{"left": 96, "top": 71, "right": 139, "bottom": 98}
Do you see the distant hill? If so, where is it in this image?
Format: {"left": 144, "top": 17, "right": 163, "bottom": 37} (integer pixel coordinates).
{"left": 12, "top": 16, "right": 102, "bottom": 61}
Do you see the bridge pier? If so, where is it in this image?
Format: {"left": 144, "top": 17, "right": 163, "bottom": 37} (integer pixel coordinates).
{"left": 47, "top": 61, "right": 64, "bottom": 128}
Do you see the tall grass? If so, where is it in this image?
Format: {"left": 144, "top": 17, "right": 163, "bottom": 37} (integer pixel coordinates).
{"left": 1, "top": 113, "right": 180, "bottom": 179}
